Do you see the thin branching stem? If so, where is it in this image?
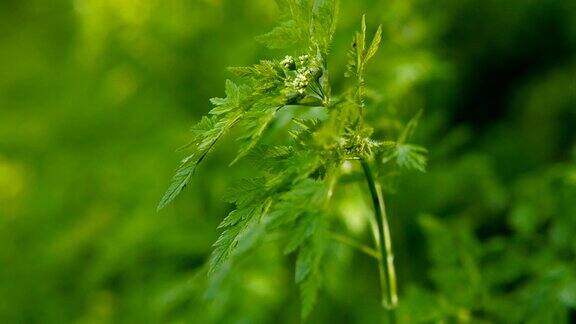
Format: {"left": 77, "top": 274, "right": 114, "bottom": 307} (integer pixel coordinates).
{"left": 361, "top": 159, "right": 398, "bottom": 320}
{"left": 328, "top": 231, "right": 380, "bottom": 260}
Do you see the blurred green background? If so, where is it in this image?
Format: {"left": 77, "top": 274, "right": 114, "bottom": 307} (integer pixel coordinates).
{"left": 1, "top": 0, "right": 575, "bottom": 323}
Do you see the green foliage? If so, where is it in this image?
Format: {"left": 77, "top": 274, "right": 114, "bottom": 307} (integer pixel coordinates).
{"left": 4, "top": 0, "right": 576, "bottom": 322}
{"left": 257, "top": 0, "right": 339, "bottom": 54}
{"left": 345, "top": 15, "right": 382, "bottom": 80}
{"left": 256, "top": 0, "right": 310, "bottom": 50}
{"left": 379, "top": 111, "right": 428, "bottom": 173}
{"left": 310, "top": 0, "right": 340, "bottom": 53}
{"left": 160, "top": 1, "right": 427, "bottom": 317}
{"left": 158, "top": 115, "right": 223, "bottom": 210}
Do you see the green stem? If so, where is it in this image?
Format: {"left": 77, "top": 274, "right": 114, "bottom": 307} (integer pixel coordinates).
{"left": 361, "top": 159, "right": 398, "bottom": 316}
{"left": 357, "top": 76, "right": 366, "bottom": 127}
{"left": 328, "top": 231, "right": 380, "bottom": 260}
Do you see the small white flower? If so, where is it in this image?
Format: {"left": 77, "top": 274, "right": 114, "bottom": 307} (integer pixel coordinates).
{"left": 281, "top": 55, "right": 295, "bottom": 68}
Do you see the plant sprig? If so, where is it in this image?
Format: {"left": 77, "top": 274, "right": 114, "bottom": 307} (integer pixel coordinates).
{"left": 159, "top": 0, "right": 427, "bottom": 319}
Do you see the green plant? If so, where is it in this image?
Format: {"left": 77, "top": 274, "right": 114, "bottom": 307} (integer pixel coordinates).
{"left": 159, "top": 0, "right": 427, "bottom": 319}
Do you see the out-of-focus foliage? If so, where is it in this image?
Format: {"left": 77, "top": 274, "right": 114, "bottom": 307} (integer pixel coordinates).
{"left": 0, "top": 0, "right": 575, "bottom": 323}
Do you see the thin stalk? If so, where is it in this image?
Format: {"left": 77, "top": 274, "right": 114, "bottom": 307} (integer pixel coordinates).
{"left": 357, "top": 76, "right": 366, "bottom": 127}
{"left": 361, "top": 159, "right": 398, "bottom": 316}
{"left": 328, "top": 231, "right": 380, "bottom": 260}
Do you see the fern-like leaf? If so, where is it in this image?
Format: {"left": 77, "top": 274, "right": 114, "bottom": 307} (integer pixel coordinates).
{"left": 159, "top": 111, "right": 243, "bottom": 210}
{"left": 209, "top": 202, "right": 269, "bottom": 275}
{"left": 257, "top": 0, "right": 312, "bottom": 49}
{"left": 378, "top": 110, "right": 427, "bottom": 172}
{"left": 158, "top": 116, "right": 220, "bottom": 210}
{"left": 256, "top": 20, "right": 302, "bottom": 49}
{"left": 209, "top": 79, "right": 250, "bottom": 115}
{"left": 296, "top": 231, "right": 326, "bottom": 318}
{"left": 365, "top": 24, "right": 382, "bottom": 63}
{"left": 345, "top": 15, "right": 383, "bottom": 78}
{"left": 310, "top": 0, "right": 340, "bottom": 53}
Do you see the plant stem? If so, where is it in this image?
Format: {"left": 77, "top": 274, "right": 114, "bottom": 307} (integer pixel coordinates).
{"left": 327, "top": 231, "right": 380, "bottom": 260}
{"left": 361, "top": 159, "right": 398, "bottom": 317}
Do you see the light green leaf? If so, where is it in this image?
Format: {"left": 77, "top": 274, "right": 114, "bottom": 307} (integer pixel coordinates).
{"left": 209, "top": 203, "right": 267, "bottom": 275}
{"left": 381, "top": 143, "right": 428, "bottom": 172}
{"left": 295, "top": 233, "right": 326, "bottom": 318}
{"left": 284, "top": 212, "right": 320, "bottom": 254}
{"left": 157, "top": 163, "right": 195, "bottom": 211}
{"left": 310, "top": 0, "right": 340, "bottom": 52}
{"left": 396, "top": 144, "right": 428, "bottom": 172}
{"left": 265, "top": 178, "right": 326, "bottom": 229}
{"left": 223, "top": 177, "right": 266, "bottom": 207}
{"left": 365, "top": 24, "right": 382, "bottom": 62}
{"left": 300, "top": 271, "right": 321, "bottom": 318}
{"left": 296, "top": 243, "right": 315, "bottom": 282}
{"left": 209, "top": 79, "right": 247, "bottom": 115}
{"left": 256, "top": 20, "right": 302, "bottom": 49}
{"left": 217, "top": 207, "right": 250, "bottom": 229}
{"left": 158, "top": 113, "right": 242, "bottom": 210}
{"left": 231, "top": 107, "right": 278, "bottom": 165}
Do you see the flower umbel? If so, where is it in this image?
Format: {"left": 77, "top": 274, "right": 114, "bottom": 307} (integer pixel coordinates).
{"left": 282, "top": 53, "right": 322, "bottom": 98}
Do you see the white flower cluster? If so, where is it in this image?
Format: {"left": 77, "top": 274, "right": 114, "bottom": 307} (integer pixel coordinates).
{"left": 290, "top": 68, "right": 313, "bottom": 94}
{"left": 282, "top": 54, "right": 318, "bottom": 95}
{"left": 297, "top": 54, "right": 310, "bottom": 65}
{"left": 280, "top": 55, "right": 295, "bottom": 69}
